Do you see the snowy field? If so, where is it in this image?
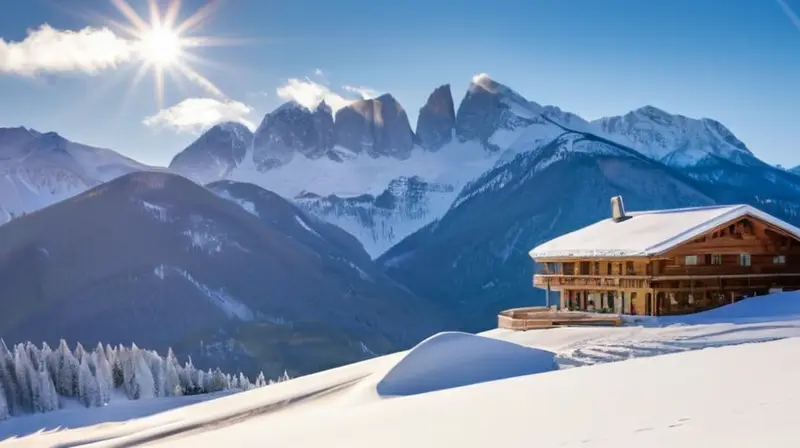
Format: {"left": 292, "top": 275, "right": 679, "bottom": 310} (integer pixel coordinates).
{"left": 4, "top": 292, "right": 800, "bottom": 446}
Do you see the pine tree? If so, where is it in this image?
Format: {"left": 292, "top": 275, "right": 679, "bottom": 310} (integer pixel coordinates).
{"left": 37, "top": 364, "right": 59, "bottom": 412}
{"left": 237, "top": 372, "right": 251, "bottom": 391}
{"left": 255, "top": 372, "right": 266, "bottom": 388}
{"left": 145, "top": 350, "right": 166, "bottom": 398}
{"left": 74, "top": 343, "right": 87, "bottom": 364}
{"left": 92, "top": 350, "right": 112, "bottom": 405}
{"left": 78, "top": 357, "right": 101, "bottom": 408}
{"left": 56, "top": 339, "right": 80, "bottom": 397}
{"left": 178, "top": 357, "right": 196, "bottom": 392}
{"left": 164, "top": 349, "right": 181, "bottom": 397}
{"left": 0, "top": 340, "right": 21, "bottom": 416}
{"left": 13, "top": 344, "right": 38, "bottom": 413}
{"left": 0, "top": 379, "right": 8, "bottom": 420}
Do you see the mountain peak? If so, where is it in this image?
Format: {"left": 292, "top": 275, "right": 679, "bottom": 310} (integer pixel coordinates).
{"left": 595, "top": 106, "right": 754, "bottom": 166}
{"left": 416, "top": 84, "right": 455, "bottom": 152}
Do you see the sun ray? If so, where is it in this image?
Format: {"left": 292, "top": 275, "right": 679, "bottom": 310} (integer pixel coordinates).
{"left": 110, "top": 0, "right": 150, "bottom": 32}
{"left": 79, "top": 0, "right": 255, "bottom": 107}
{"left": 174, "top": 0, "right": 224, "bottom": 35}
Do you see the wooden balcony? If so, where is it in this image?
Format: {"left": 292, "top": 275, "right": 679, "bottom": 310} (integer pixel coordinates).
{"left": 656, "top": 264, "right": 800, "bottom": 279}
{"left": 533, "top": 274, "right": 650, "bottom": 290}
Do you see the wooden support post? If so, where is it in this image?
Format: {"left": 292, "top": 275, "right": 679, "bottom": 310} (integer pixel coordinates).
{"left": 546, "top": 279, "right": 552, "bottom": 309}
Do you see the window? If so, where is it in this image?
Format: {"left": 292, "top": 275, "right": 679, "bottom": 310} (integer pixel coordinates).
{"left": 593, "top": 262, "right": 600, "bottom": 275}
{"left": 711, "top": 254, "right": 723, "bottom": 265}
{"left": 740, "top": 253, "right": 751, "bottom": 267}
{"left": 607, "top": 263, "right": 612, "bottom": 275}
{"left": 580, "top": 262, "right": 590, "bottom": 275}
{"left": 685, "top": 255, "right": 698, "bottom": 265}
{"left": 625, "top": 261, "right": 634, "bottom": 275}
{"left": 774, "top": 255, "right": 787, "bottom": 265}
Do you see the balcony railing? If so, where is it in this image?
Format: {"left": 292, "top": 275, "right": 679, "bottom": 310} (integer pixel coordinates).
{"left": 533, "top": 274, "right": 650, "bottom": 289}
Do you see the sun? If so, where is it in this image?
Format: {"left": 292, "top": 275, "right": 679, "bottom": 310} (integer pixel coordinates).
{"left": 106, "top": 0, "right": 234, "bottom": 107}
{"left": 138, "top": 25, "right": 182, "bottom": 68}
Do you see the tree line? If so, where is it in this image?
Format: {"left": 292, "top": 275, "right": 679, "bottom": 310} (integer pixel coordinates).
{"left": 0, "top": 339, "right": 289, "bottom": 420}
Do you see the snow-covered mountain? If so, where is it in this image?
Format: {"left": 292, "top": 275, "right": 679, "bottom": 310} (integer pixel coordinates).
{"left": 380, "top": 131, "right": 721, "bottom": 331}
{"left": 167, "top": 122, "right": 252, "bottom": 185}
{"left": 593, "top": 106, "right": 757, "bottom": 166}
{"left": 169, "top": 73, "right": 785, "bottom": 259}
{"left": 0, "top": 127, "right": 156, "bottom": 223}
{"left": 0, "top": 171, "right": 448, "bottom": 378}
{"left": 170, "top": 82, "right": 511, "bottom": 257}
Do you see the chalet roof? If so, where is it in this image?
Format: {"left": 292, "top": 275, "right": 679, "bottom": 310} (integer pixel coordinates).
{"left": 528, "top": 204, "right": 800, "bottom": 260}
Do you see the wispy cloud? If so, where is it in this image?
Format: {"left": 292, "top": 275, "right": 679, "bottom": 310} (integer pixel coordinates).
{"left": 142, "top": 98, "right": 255, "bottom": 133}
{"left": 777, "top": 0, "right": 800, "bottom": 30}
{"left": 313, "top": 68, "right": 325, "bottom": 77}
{"left": 275, "top": 78, "right": 381, "bottom": 112}
{"left": 343, "top": 85, "right": 379, "bottom": 100}
{"left": 0, "top": 25, "right": 134, "bottom": 76}
{"left": 276, "top": 78, "right": 352, "bottom": 112}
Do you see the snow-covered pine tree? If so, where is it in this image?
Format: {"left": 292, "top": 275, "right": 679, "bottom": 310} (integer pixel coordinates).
{"left": 78, "top": 357, "right": 101, "bottom": 408}
{"left": 13, "top": 344, "right": 38, "bottom": 413}
{"left": 164, "top": 349, "right": 181, "bottom": 397}
{"left": 74, "top": 342, "right": 87, "bottom": 364}
{"left": 41, "top": 342, "right": 57, "bottom": 386}
{"left": 145, "top": 350, "right": 166, "bottom": 398}
{"left": 237, "top": 372, "right": 251, "bottom": 391}
{"left": 255, "top": 372, "right": 266, "bottom": 388}
{"left": 206, "top": 368, "right": 227, "bottom": 393}
{"left": 0, "top": 379, "right": 8, "bottom": 420}
{"left": 25, "top": 342, "right": 42, "bottom": 372}
{"left": 178, "top": 357, "right": 196, "bottom": 393}
{"left": 36, "top": 364, "right": 59, "bottom": 413}
{"left": 0, "top": 339, "right": 21, "bottom": 416}
{"left": 122, "top": 344, "right": 156, "bottom": 400}
{"left": 92, "top": 349, "right": 113, "bottom": 405}
{"left": 56, "top": 339, "right": 80, "bottom": 397}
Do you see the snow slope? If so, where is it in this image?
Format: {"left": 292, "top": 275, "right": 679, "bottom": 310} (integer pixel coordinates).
{"left": 0, "top": 127, "right": 157, "bottom": 223}
{"left": 6, "top": 291, "right": 800, "bottom": 446}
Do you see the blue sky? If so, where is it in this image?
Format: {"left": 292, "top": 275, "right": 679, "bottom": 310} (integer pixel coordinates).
{"left": 0, "top": 0, "right": 798, "bottom": 167}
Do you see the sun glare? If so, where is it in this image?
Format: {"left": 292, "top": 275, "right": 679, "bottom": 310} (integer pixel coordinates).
{"left": 139, "top": 26, "right": 182, "bottom": 67}
{"left": 106, "top": 0, "right": 233, "bottom": 107}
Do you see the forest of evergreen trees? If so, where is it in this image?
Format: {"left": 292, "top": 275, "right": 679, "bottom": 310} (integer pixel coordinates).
{"left": 0, "top": 339, "right": 288, "bottom": 420}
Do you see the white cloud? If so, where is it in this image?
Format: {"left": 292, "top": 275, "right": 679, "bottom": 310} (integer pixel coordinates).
{"left": 343, "top": 85, "right": 379, "bottom": 100}
{"left": 0, "top": 24, "right": 134, "bottom": 76}
{"left": 276, "top": 78, "right": 353, "bottom": 112}
{"left": 313, "top": 68, "right": 325, "bottom": 77}
{"left": 275, "top": 78, "right": 382, "bottom": 113}
{"left": 142, "top": 98, "right": 255, "bottom": 133}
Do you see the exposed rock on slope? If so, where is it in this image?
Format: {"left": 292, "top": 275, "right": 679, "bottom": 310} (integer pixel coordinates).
{"left": 334, "top": 94, "right": 415, "bottom": 159}
{"left": 416, "top": 84, "right": 456, "bottom": 151}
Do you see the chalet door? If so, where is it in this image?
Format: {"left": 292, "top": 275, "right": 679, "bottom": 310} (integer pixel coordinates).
{"left": 645, "top": 293, "right": 652, "bottom": 315}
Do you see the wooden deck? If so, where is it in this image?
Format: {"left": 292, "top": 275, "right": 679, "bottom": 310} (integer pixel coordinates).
{"left": 498, "top": 307, "right": 623, "bottom": 330}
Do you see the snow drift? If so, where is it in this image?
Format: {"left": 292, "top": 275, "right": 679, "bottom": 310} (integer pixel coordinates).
{"left": 375, "top": 332, "right": 557, "bottom": 397}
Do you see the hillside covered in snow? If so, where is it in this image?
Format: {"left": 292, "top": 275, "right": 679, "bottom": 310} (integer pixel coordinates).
{"left": 4, "top": 291, "right": 800, "bottom": 446}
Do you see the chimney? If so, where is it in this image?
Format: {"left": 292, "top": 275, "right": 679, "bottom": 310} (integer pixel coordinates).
{"left": 611, "top": 195, "right": 628, "bottom": 222}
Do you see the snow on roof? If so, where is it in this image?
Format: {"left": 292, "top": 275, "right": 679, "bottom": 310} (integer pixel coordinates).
{"left": 528, "top": 204, "right": 800, "bottom": 259}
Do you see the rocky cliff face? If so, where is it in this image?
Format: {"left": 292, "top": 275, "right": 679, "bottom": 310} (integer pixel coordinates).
{"left": 455, "top": 74, "right": 544, "bottom": 150}
{"left": 334, "top": 94, "right": 415, "bottom": 160}
{"left": 251, "top": 101, "right": 335, "bottom": 171}
{"left": 415, "top": 84, "right": 456, "bottom": 151}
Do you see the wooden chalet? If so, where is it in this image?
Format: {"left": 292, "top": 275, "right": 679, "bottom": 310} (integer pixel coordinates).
{"left": 528, "top": 196, "right": 800, "bottom": 316}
